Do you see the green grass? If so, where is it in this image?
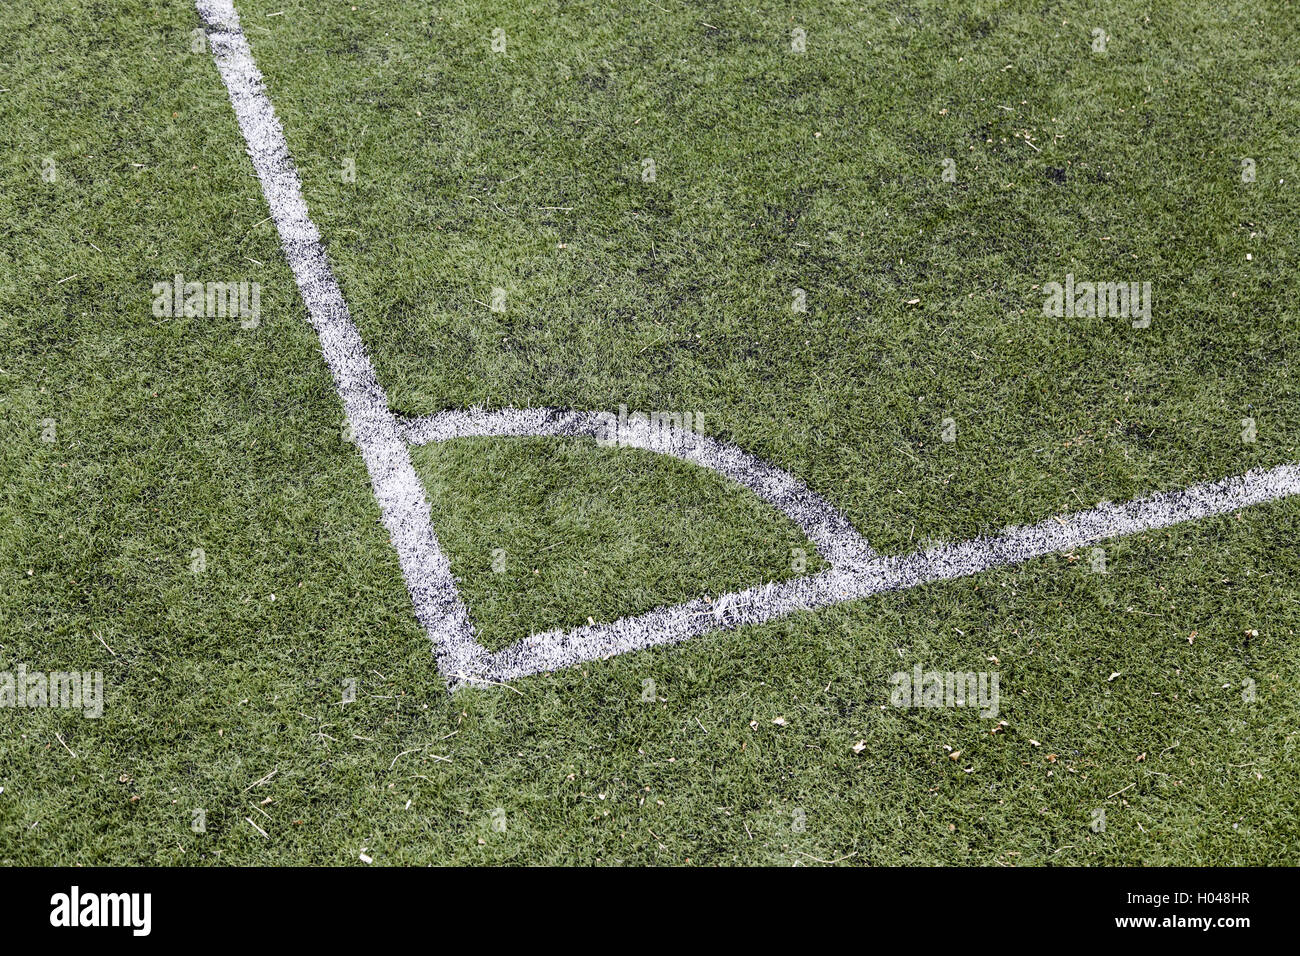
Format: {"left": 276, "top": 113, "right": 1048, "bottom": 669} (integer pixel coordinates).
{"left": 0, "top": 0, "right": 1297, "bottom": 864}
{"left": 248, "top": 0, "right": 1300, "bottom": 555}
{"left": 413, "top": 437, "right": 823, "bottom": 651}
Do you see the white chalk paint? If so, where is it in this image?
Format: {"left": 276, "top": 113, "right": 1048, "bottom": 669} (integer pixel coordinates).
{"left": 201, "top": 0, "right": 1300, "bottom": 691}
{"left": 196, "top": 0, "right": 488, "bottom": 682}
{"left": 403, "top": 407, "right": 876, "bottom": 570}
{"left": 477, "top": 463, "right": 1300, "bottom": 681}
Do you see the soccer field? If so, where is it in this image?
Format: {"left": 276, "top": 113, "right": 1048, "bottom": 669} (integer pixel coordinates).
{"left": 1, "top": 0, "right": 1298, "bottom": 865}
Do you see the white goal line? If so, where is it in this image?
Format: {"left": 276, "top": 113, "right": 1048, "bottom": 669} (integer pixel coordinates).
{"left": 468, "top": 463, "right": 1300, "bottom": 682}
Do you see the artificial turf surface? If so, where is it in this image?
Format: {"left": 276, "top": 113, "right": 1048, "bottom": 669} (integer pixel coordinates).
{"left": 0, "top": 0, "right": 1297, "bottom": 864}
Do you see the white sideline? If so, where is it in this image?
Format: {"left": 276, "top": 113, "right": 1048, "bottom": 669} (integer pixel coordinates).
{"left": 199, "top": 0, "right": 1300, "bottom": 690}
{"left": 196, "top": 0, "right": 489, "bottom": 682}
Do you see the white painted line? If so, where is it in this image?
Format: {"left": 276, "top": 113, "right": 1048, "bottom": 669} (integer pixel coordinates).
{"left": 479, "top": 463, "right": 1300, "bottom": 681}
{"left": 403, "top": 407, "right": 876, "bottom": 570}
{"left": 195, "top": 0, "right": 488, "bottom": 681}
{"left": 200, "top": 0, "right": 1300, "bottom": 691}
